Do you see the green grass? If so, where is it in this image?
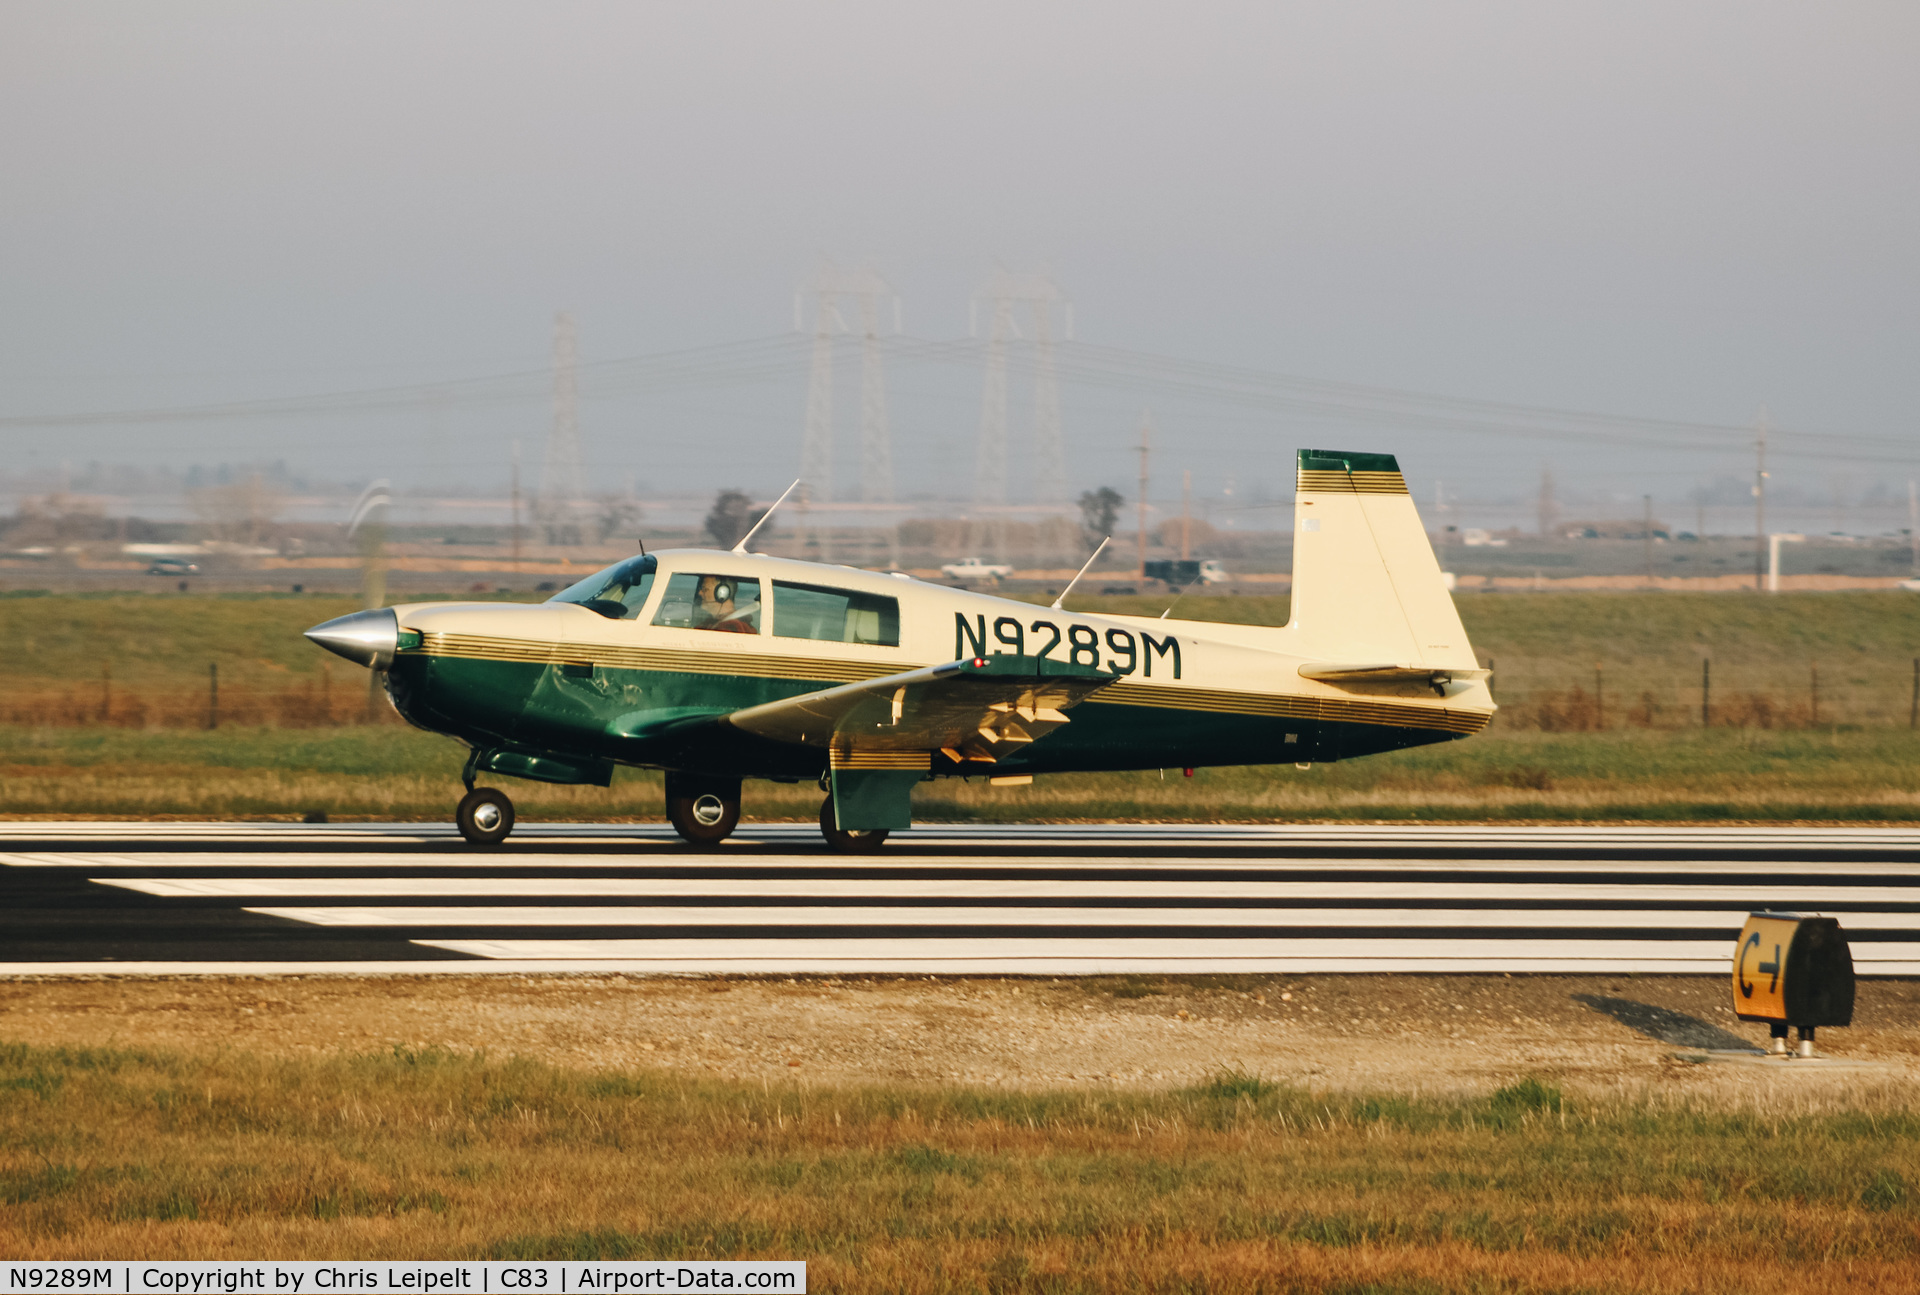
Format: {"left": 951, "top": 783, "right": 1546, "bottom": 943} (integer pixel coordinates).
{"left": 2, "top": 1040, "right": 1917, "bottom": 1289}
{"left": 6, "top": 724, "right": 1920, "bottom": 820}
{"left": 4, "top": 591, "right": 1920, "bottom": 818}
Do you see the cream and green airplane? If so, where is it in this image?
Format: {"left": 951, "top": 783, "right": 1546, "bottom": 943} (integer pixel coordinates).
{"left": 305, "top": 450, "right": 1493, "bottom": 850}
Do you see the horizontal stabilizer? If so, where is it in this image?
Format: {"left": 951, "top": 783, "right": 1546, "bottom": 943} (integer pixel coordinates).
{"left": 1299, "top": 663, "right": 1448, "bottom": 684}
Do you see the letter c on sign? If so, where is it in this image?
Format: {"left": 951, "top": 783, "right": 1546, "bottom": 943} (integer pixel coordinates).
{"left": 1738, "top": 931, "right": 1759, "bottom": 998}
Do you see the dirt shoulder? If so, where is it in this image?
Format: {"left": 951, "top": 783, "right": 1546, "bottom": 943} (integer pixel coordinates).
{"left": 4, "top": 972, "right": 1918, "bottom": 1102}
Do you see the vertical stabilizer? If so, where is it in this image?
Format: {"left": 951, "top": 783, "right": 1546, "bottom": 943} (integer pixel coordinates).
{"left": 1287, "top": 449, "right": 1474, "bottom": 670}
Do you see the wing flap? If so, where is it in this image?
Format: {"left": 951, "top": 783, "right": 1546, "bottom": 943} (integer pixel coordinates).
{"left": 724, "top": 655, "right": 1115, "bottom": 761}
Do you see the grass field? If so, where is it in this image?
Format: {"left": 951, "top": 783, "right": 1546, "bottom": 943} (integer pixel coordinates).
{"left": 2, "top": 1041, "right": 1916, "bottom": 1290}
{"left": 4, "top": 589, "right": 1920, "bottom": 819}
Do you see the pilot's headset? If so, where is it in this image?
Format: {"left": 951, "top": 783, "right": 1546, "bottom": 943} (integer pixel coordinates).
{"left": 707, "top": 579, "right": 736, "bottom": 604}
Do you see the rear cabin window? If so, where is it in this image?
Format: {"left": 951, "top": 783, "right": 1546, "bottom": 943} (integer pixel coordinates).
{"left": 650, "top": 573, "right": 762, "bottom": 634}
{"left": 772, "top": 581, "right": 899, "bottom": 646}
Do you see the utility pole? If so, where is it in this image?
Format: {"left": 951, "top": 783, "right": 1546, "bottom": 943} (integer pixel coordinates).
{"left": 1753, "top": 408, "right": 1769, "bottom": 592}
{"left": 509, "top": 439, "right": 523, "bottom": 567}
{"left": 1181, "top": 469, "right": 1193, "bottom": 562}
{"left": 1136, "top": 413, "right": 1152, "bottom": 581}
{"left": 1908, "top": 479, "right": 1917, "bottom": 577}
{"left": 1643, "top": 494, "right": 1654, "bottom": 588}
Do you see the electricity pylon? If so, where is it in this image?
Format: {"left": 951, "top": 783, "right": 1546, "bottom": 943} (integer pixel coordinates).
{"left": 970, "top": 271, "right": 1071, "bottom": 564}
{"left": 797, "top": 264, "right": 896, "bottom": 559}
{"left": 536, "top": 311, "right": 585, "bottom": 544}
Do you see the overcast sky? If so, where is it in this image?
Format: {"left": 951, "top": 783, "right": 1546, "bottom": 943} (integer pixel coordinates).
{"left": 3, "top": 2, "right": 1916, "bottom": 518}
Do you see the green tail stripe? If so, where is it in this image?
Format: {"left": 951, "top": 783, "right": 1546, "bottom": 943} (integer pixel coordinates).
{"left": 1298, "top": 448, "right": 1401, "bottom": 474}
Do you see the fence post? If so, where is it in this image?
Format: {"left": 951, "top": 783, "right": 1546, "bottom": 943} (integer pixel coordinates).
{"left": 1701, "top": 658, "right": 1711, "bottom": 728}
{"left": 208, "top": 663, "right": 218, "bottom": 731}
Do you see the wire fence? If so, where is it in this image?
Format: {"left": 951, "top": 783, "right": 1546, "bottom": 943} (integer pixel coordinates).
{"left": 0, "top": 670, "right": 396, "bottom": 729}
{"left": 1487, "top": 660, "right": 1920, "bottom": 731}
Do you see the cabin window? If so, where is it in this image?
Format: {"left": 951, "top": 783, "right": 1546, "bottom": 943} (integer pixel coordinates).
{"left": 771, "top": 581, "right": 899, "bottom": 646}
{"left": 650, "top": 573, "right": 762, "bottom": 634}
{"left": 546, "top": 554, "right": 657, "bottom": 620}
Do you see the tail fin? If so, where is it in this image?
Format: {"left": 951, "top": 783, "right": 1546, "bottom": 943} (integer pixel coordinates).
{"left": 1286, "top": 449, "right": 1475, "bottom": 670}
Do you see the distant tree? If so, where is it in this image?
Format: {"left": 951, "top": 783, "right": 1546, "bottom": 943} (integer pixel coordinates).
{"left": 593, "top": 494, "right": 642, "bottom": 543}
{"left": 703, "top": 489, "right": 769, "bottom": 549}
{"left": 1077, "top": 486, "right": 1123, "bottom": 548}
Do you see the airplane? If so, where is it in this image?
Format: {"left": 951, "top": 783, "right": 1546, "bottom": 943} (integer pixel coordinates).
{"left": 304, "top": 450, "right": 1494, "bottom": 851}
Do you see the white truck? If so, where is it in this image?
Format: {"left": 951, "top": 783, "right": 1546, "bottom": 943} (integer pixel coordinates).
{"left": 939, "top": 557, "right": 1014, "bottom": 582}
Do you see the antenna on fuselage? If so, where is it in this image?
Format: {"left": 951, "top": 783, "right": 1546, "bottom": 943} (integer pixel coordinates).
{"left": 1050, "top": 536, "right": 1110, "bottom": 610}
{"left": 732, "top": 479, "right": 801, "bottom": 555}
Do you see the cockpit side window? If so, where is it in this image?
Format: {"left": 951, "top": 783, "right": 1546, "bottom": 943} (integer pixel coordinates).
{"left": 546, "top": 554, "right": 658, "bottom": 620}
{"left": 650, "top": 573, "right": 762, "bottom": 634}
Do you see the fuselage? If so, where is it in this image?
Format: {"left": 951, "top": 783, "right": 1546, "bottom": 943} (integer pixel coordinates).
{"left": 378, "top": 548, "right": 1495, "bottom": 784}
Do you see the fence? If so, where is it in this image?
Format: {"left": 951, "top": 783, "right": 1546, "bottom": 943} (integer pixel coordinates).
{"left": 0, "top": 665, "right": 396, "bottom": 729}
{"left": 1486, "top": 659, "right": 1920, "bottom": 731}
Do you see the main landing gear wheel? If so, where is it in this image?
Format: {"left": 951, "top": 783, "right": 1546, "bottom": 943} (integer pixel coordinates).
{"left": 819, "top": 797, "right": 889, "bottom": 854}
{"left": 669, "top": 791, "right": 740, "bottom": 847}
{"left": 456, "top": 786, "right": 515, "bottom": 846}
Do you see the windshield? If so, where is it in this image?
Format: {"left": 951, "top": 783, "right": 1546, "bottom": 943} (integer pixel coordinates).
{"left": 546, "top": 554, "right": 658, "bottom": 619}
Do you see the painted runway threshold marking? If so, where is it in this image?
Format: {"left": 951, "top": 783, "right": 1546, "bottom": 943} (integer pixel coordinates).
{"left": 5, "top": 822, "right": 1920, "bottom": 975}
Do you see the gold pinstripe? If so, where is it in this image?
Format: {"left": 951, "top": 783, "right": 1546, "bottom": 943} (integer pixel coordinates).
{"left": 410, "top": 632, "right": 896, "bottom": 685}
{"left": 1090, "top": 680, "right": 1490, "bottom": 735}
{"left": 1296, "top": 469, "right": 1409, "bottom": 495}
{"left": 830, "top": 748, "right": 931, "bottom": 770}
{"left": 406, "top": 631, "right": 1489, "bottom": 735}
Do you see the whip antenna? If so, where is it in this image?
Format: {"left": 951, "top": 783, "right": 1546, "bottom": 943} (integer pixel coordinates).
{"left": 733, "top": 479, "right": 800, "bottom": 554}
{"left": 1050, "top": 536, "right": 1110, "bottom": 610}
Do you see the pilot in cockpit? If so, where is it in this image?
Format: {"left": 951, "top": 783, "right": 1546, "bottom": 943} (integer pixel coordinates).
{"left": 693, "top": 575, "right": 759, "bottom": 633}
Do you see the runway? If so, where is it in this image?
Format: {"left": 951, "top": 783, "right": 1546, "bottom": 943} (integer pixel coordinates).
{"left": 3, "top": 821, "right": 1919, "bottom": 976}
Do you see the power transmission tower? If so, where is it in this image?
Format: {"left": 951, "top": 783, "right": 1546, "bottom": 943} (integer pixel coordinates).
{"left": 797, "top": 264, "right": 896, "bottom": 559}
{"left": 537, "top": 311, "right": 585, "bottom": 544}
{"left": 970, "top": 270, "right": 1071, "bottom": 563}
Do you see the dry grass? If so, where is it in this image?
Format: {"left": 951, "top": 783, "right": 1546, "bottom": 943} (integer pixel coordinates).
{"left": 2, "top": 1041, "right": 1918, "bottom": 1290}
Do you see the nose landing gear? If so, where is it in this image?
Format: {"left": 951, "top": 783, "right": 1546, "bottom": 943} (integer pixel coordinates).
{"left": 456, "top": 786, "right": 515, "bottom": 846}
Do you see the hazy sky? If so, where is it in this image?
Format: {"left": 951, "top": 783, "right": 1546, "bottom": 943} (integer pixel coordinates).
{"left": 3, "top": 2, "right": 1917, "bottom": 518}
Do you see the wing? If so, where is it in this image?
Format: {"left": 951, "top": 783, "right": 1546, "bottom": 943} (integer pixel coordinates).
{"left": 724, "top": 654, "right": 1116, "bottom": 764}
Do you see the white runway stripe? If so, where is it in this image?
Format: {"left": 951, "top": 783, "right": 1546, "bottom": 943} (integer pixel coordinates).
{"left": 111, "top": 875, "right": 1920, "bottom": 903}
{"left": 93, "top": 868, "right": 1920, "bottom": 899}
{"left": 245, "top": 904, "right": 1920, "bottom": 930}
{"left": 412, "top": 935, "right": 1920, "bottom": 975}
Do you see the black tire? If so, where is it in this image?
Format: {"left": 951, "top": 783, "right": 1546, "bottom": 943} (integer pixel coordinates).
{"left": 819, "top": 796, "right": 889, "bottom": 854}
{"left": 456, "top": 786, "right": 515, "bottom": 846}
{"left": 668, "top": 791, "right": 740, "bottom": 846}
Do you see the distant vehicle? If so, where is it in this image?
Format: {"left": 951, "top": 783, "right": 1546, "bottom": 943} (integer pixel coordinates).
{"left": 1144, "top": 559, "right": 1229, "bottom": 586}
{"left": 940, "top": 557, "right": 1013, "bottom": 582}
{"left": 147, "top": 557, "right": 200, "bottom": 576}
{"left": 1100, "top": 584, "right": 1138, "bottom": 596}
